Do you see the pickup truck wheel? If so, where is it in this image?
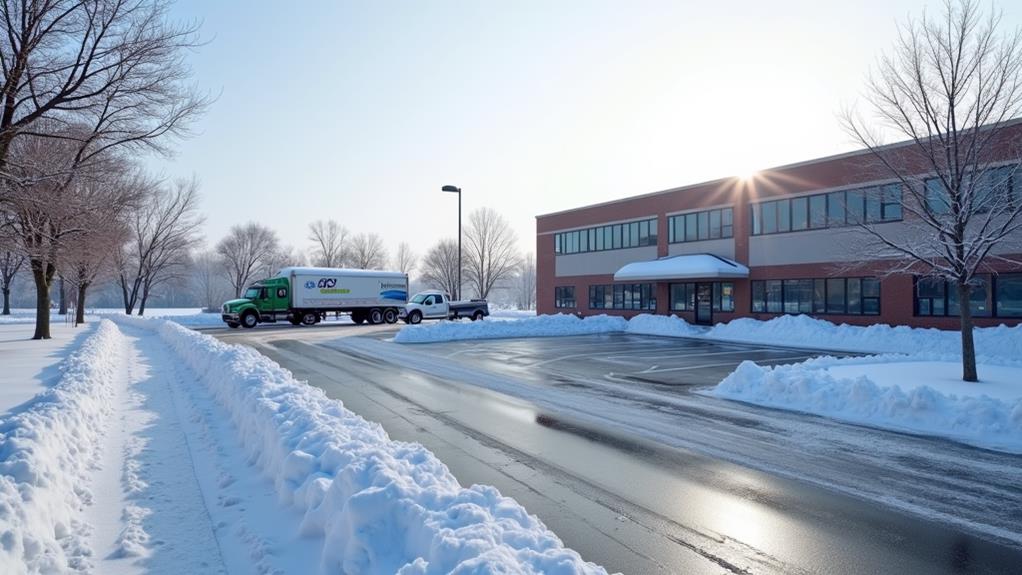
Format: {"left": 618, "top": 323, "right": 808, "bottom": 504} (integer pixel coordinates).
{"left": 227, "top": 322, "right": 240, "bottom": 329}
{"left": 241, "top": 311, "right": 258, "bottom": 328}
{"left": 383, "top": 308, "right": 398, "bottom": 324}
{"left": 472, "top": 310, "right": 484, "bottom": 321}
{"left": 369, "top": 308, "right": 383, "bottom": 325}
{"left": 408, "top": 310, "right": 422, "bottom": 324}
{"left": 301, "top": 312, "right": 318, "bottom": 326}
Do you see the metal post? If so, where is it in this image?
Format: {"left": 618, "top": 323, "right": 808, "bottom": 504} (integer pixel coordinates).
{"left": 457, "top": 188, "right": 462, "bottom": 301}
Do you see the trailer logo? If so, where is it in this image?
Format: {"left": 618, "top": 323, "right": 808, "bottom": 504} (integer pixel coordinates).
{"left": 304, "top": 280, "right": 316, "bottom": 289}
{"left": 317, "top": 278, "right": 337, "bottom": 288}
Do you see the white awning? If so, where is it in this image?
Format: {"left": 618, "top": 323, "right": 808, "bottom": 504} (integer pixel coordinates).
{"left": 613, "top": 254, "right": 749, "bottom": 281}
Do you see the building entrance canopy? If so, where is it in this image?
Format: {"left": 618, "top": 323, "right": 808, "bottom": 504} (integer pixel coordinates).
{"left": 613, "top": 254, "right": 750, "bottom": 282}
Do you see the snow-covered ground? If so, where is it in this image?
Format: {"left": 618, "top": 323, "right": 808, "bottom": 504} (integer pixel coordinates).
{"left": 0, "top": 317, "right": 606, "bottom": 574}
{"left": 393, "top": 313, "right": 1022, "bottom": 452}
{"left": 0, "top": 323, "right": 97, "bottom": 415}
{"left": 710, "top": 356, "right": 1022, "bottom": 453}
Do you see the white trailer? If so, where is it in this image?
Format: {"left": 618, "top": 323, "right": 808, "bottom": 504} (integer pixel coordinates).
{"left": 282, "top": 266, "right": 408, "bottom": 325}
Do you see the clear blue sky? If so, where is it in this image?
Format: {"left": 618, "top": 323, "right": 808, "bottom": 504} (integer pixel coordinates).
{"left": 153, "top": 0, "right": 1022, "bottom": 261}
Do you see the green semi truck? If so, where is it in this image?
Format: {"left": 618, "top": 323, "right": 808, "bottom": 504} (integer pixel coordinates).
{"left": 221, "top": 267, "right": 409, "bottom": 328}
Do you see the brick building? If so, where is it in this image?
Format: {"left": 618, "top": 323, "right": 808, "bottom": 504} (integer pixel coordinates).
{"left": 536, "top": 125, "right": 1022, "bottom": 328}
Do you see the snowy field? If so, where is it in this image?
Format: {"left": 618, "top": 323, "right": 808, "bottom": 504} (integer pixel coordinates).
{"left": 0, "top": 316, "right": 605, "bottom": 574}
{"left": 0, "top": 324, "right": 96, "bottom": 414}
{"left": 393, "top": 313, "right": 1022, "bottom": 452}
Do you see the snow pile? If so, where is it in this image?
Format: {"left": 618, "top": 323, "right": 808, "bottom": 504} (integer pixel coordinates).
{"left": 394, "top": 313, "right": 628, "bottom": 344}
{"left": 119, "top": 316, "right": 606, "bottom": 573}
{"left": 0, "top": 320, "right": 126, "bottom": 573}
{"left": 625, "top": 313, "right": 702, "bottom": 338}
{"left": 711, "top": 359, "right": 1022, "bottom": 453}
{"left": 707, "top": 314, "right": 1022, "bottom": 360}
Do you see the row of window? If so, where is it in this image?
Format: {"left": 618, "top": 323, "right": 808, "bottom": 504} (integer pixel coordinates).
{"left": 751, "top": 184, "right": 902, "bottom": 236}
{"left": 554, "top": 219, "right": 658, "bottom": 255}
{"left": 589, "top": 283, "right": 657, "bottom": 311}
{"left": 669, "top": 282, "right": 735, "bottom": 312}
{"left": 915, "top": 274, "right": 1022, "bottom": 317}
{"left": 554, "top": 286, "right": 576, "bottom": 308}
{"left": 751, "top": 278, "right": 881, "bottom": 315}
{"left": 667, "top": 207, "right": 734, "bottom": 243}
{"left": 923, "top": 165, "right": 1022, "bottom": 215}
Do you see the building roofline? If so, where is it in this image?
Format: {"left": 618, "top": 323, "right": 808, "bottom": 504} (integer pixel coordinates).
{"left": 535, "top": 117, "right": 1022, "bottom": 220}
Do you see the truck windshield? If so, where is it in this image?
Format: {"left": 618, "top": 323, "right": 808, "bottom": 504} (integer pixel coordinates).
{"left": 411, "top": 294, "right": 428, "bottom": 304}
{"left": 244, "top": 287, "right": 261, "bottom": 299}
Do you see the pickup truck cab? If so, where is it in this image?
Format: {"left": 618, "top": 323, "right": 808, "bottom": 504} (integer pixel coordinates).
{"left": 400, "top": 290, "right": 489, "bottom": 324}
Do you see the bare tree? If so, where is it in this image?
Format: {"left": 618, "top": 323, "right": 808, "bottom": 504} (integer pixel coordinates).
{"left": 217, "top": 222, "right": 279, "bottom": 298}
{"left": 464, "top": 207, "right": 520, "bottom": 299}
{"left": 260, "top": 244, "right": 306, "bottom": 278}
{"left": 118, "top": 177, "right": 204, "bottom": 315}
{"left": 308, "top": 220, "right": 350, "bottom": 267}
{"left": 514, "top": 252, "right": 536, "bottom": 310}
{"left": 3, "top": 134, "right": 139, "bottom": 338}
{"left": 0, "top": 0, "right": 208, "bottom": 180}
{"left": 842, "top": 0, "right": 1022, "bottom": 382}
{"left": 348, "top": 232, "right": 388, "bottom": 270}
{"left": 0, "top": 233, "right": 26, "bottom": 315}
{"left": 191, "top": 249, "right": 230, "bottom": 312}
{"left": 393, "top": 242, "right": 418, "bottom": 276}
{"left": 63, "top": 209, "right": 128, "bottom": 324}
{"left": 420, "top": 238, "right": 462, "bottom": 298}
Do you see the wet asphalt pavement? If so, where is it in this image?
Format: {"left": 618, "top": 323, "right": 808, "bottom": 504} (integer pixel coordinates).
{"left": 210, "top": 323, "right": 1022, "bottom": 574}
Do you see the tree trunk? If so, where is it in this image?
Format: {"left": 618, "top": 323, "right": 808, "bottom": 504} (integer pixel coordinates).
{"left": 2, "top": 287, "right": 9, "bottom": 315}
{"left": 957, "top": 282, "right": 978, "bottom": 382}
{"left": 58, "top": 277, "right": 68, "bottom": 315}
{"left": 31, "top": 260, "right": 54, "bottom": 340}
{"left": 76, "top": 282, "right": 88, "bottom": 325}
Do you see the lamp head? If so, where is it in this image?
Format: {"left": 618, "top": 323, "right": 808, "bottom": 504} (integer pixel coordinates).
{"left": 441, "top": 185, "right": 460, "bottom": 193}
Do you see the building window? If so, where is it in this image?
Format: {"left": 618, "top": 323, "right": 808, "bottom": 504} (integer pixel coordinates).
{"left": 752, "top": 277, "right": 880, "bottom": 316}
{"left": 996, "top": 274, "right": 1022, "bottom": 317}
{"left": 554, "top": 286, "right": 575, "bottom": 308}
{"left": 554, "top": 218, "right": 657, "bottom": 255}
{"left": 916, "top": 275, "right": 994, "bottom": 317}
{"left": 668, "top": 207, "right": 734, "bottom": 243}
{"left": 752, "top": 184, "right": 903, "bottom": 236}
{"left": 923, "top": 164, "right": 1020, "bottom": 215}
{"left": 670, "top": 282, "right": 734, "bottom": 312}
{"left": 589, "top": 284, "right": 655, "bottom": 311}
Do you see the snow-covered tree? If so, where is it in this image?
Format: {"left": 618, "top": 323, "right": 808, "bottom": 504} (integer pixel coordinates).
{"left": 217, "top": 223, "right": 280, "bottom": 298}
{"left": 308, "top": 220, "right": 350, "bottom": 267}
{"left": 843, "top": 0, "right": 1022, "bottom": 382}
{"left": 464, "top": 207, "right": 520, "bottom": 299}
{"left": 348, "top": 232, "right": 388, "bottom": 270}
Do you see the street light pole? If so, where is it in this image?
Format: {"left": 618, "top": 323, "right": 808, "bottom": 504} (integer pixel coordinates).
{"left": 441, "top": 185, "right": 462, "bottom": 300}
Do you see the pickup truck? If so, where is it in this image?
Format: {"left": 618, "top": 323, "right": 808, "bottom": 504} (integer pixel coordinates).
{"left": 400, "top": 290, "right": 489, "bottom": 324}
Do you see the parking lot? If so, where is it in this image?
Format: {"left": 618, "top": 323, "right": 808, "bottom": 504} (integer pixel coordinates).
{"left": 402, "top": 331, "right": 852, "bottom": 390}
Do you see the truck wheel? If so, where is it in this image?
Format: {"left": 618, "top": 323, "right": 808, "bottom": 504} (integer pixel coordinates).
{"left": 369, "top": 308, "right": 383, "bottom": 324}
{"left": 408, "top": 310, "right": 422, "bottom": 325}
{"left": 241, "top": 311, "right": 258, "bottom": 328}
{"left": 301, "top": 312, "right": 318, "bottom": 326}
{"left": 227, "top": 322, "right": 240, "bottom": 329}
{"left": 383, "top": 308, "right": 398, "bottom": 324}
{"left": 472, "top": 310, "right": 484, "bottom": 321}
{"left": 289, "top": 315, "right": 302, "bottom": 326}
{"left": 351, "top": 311, "right": 365, "bottom": 325}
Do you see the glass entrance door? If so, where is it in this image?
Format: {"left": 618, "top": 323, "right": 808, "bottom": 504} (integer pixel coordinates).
{"left": 696, "top": 283, "right": 713, "bottom": 325}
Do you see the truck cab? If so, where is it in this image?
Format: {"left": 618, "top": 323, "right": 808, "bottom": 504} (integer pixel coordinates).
{"left": 221, "top": 277, "right": 292, "bottom": 328}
